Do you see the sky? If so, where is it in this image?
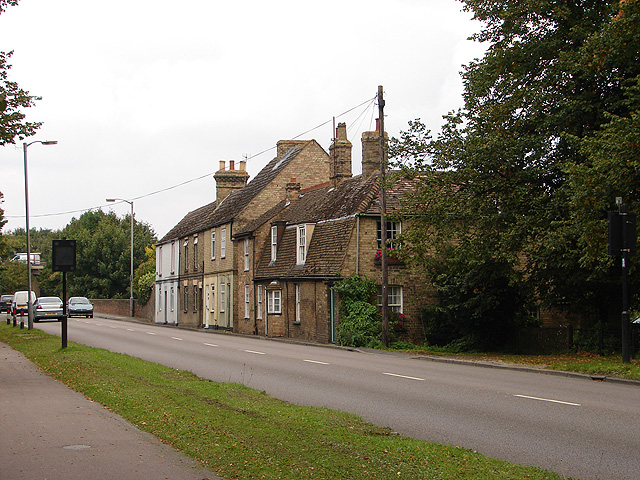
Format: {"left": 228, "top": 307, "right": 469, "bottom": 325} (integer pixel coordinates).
{"left": 0, "top": 0, "right": 486, "bottom": 241}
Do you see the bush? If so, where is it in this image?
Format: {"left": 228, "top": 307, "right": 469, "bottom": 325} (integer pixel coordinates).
{"left": 332, "top": 275, "right": 381, "bottom": 348}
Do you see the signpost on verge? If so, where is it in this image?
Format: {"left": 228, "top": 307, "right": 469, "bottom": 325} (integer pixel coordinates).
{"left": 608, "top": 198, "right": 636, "bottom": 363}
{"left": 52, "top": 239, "right": 76, "bottom": 349}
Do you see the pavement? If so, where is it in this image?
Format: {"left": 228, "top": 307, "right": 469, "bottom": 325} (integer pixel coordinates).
{"left": 0, "top": 340, "right": 222, "bottom": 480}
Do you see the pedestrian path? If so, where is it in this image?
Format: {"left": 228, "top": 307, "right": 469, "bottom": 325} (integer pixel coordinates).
{"left": 0, "top": 341, "right": 220, "bottom": 480}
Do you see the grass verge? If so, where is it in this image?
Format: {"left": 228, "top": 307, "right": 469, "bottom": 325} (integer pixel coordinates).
{"left": 390, "top": 344, "right": 640, "bottom": 382}
{"left": 1, "top": 324, "right": 570, "bottom": 480}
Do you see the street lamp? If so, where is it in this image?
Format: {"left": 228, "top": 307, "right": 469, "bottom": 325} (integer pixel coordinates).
{"left": 23, "top": 140, "right": 57, "bottom": 330}
{"left": 106, "top": 198, "right": 134, "bottom": 317}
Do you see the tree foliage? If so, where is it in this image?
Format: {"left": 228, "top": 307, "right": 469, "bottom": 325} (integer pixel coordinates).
{"left": 332, "top": 275, "right": 381, "bottom": 348}
{"left": 391, "top": 0, "right": 640, "bottom": 347}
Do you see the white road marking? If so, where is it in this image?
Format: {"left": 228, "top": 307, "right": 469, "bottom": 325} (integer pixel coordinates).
{"left": 146, "top": 332, "right": 156, "bottom": 335}
{"left": 127, "top": 328, "right": 135, "bottom": 331}
{"left": 304, "top": 359, "right": 329, "bottom": 365}
{"left": 171, "top": 337, "right": 183, "bottom": 341}
{"left": 109, "top": 326, "right": 118, "bottom": 329}
{"left": 243, "top": 349, "right": 266, "bottom": 355}
{"left": 514, "top": 394, "right": 581, "bottom": 406}
{"left": 383, "top": 372, "right": 425, "bottom": 381}
{"left": 204, "top": 343, "right": 218, "bottom": 347}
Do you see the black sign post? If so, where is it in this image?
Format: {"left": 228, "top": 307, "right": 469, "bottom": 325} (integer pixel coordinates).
{"left": 608, "top": 202, "right": 636, "bottom": 363}
{"left": 52, "top": 240, "right": 76, "bottom": 349}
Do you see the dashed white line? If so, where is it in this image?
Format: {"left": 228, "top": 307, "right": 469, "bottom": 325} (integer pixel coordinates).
{"left": 204, "top": 343, "right": 218, "bottom": 347}
{"left": 383, "top": 372, "right": 425, "bottom": 381}
{"left": 171, "top": 337, "right": 183, "bottom": 341}
{"left": 243, "top": 349, "right": 266, "bottom": 355}
{"left": 304, "top": 359, "right": 329, "bottom": 365}
{"left": 126, "top": 328, "right": 135, "bottom": 332}
{"left": 146, "top": 332, "right": 156, "bottom": 336}
{"left": 514, "top": 394, "right": 581, "bottom": 406}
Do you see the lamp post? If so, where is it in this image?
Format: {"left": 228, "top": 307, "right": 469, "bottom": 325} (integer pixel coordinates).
{"left": 106, "top": 198, "right": 135, "bottom": 317}
{"left": 23, "top": 140, "right": 57, "bottom": 330}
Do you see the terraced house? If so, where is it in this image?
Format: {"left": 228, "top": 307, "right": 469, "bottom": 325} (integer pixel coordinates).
{"left": 155, "top": 122, "right": 432, "bottom": 343}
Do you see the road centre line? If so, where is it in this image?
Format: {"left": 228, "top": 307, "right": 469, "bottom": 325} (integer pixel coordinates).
{"left": 126, "top": 328, "right": 135, "bottom": 331}
{"left": 304, "top": 359, "right": 329, "bottom": 365}
{"left": 514, "top": 394, "right": 581, "bottom": 406}
{"left": 243, "top": 349, "right": 266, "bottom": 355}
{"left": 383, "top": 372, "right": 425, "bottom": 381}
{"left": 171, "top": 337, "right": 183, "bottom": 341}
{"left": 204, "top": 343, "right": 218, "bottom": 347}
{"left": 146, "top": 332, "right": 156, "bottom": 335}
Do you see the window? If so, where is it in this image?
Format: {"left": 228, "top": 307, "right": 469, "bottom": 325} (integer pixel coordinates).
{"left": 220, "top": 282, "right": 226, "bottom": 313}
{"left": 170, "top": 287, "right": 174, "bottom": 311}
{"left": 295, "top": 284, "right": 301, "bottom": 323}
{"left": 158, "top": 287, "right": 162, "bottom": 312}
{"left": 211, "top": 231, "right": 216, "bottom": 260}
{"left": 271, "top": 226, "right": 277, "bottom": 261}
{"left": 210, "top": 285, "right": 215, "bottom": 313}
{"left": 244, "top": 285, "right": 250, "bottom": 318}
{"left": 193, "top": 236, "right": 198, "bottom": 270}
{"left": 171, "top": 241, "right": 175, "bottom": 274}
{"left": 377, "top": 220, "right": 401, "bottom": 249}
{"left": 183, "top": 239, "right": 189, "bottom": 272}
{"left": 297, "top": 225, "right": 306, "bottom": 264}
{"left": 257, "top": 286, "right": 263, "bottom": 320}
{"left": 244, "top": 239, "right": 250, "bottom": 271}
{"left": 377, "top": 285, "right": 403, "bottom": 313}
{"left": 267, "top": 290, "right": 281, "bottom": 314}
{"left": 221, "top": 228, "right": 226, "bottom": 258}
{"left": 158, "top": 246, "right": 162, "bottom": 276}
{"left": 194, "top": 285, "right": 198, "bottom": 312}
{"left": 183, "top": 286, "right": 188, "bottom": 312}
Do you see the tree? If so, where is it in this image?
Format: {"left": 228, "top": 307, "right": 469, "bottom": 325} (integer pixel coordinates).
{"left": 60, "top": 210, "right": 156, "bottom": 299}
{"left": 134, "top": 246, "right": 156, "bottom": 304}
{"left": 391, "top": 0, "right": 640, "bottom": 347}
{"left": 332, "top": 275, "right": 381, "bottom": 348}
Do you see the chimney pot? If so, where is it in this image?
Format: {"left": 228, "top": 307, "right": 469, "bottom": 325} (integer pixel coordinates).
{"left": 230, "top": 160, "right": 235, "bottom": 170}
{"left": 240, "top": 160, "right": 246, "bottom": 172}
{"left": 219, "top": 160, "right": 225, "bottom": 171}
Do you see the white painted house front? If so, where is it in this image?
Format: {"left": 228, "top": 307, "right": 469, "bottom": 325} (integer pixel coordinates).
{"left": 155, "top": 239, "right": 179, "bottom": 325}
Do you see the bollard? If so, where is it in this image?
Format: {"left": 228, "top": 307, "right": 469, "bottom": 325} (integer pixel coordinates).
{"left": 19, "top": 310, "right": 24, "bottom": 329}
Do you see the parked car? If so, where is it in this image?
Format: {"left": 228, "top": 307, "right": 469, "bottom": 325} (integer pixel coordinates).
{"left": 11, "top": 291, "right": 37, "bottom": 319}
{"left": 67, "top": 297, "right": 93, "bottom": 318}
{"left": 0, "top": 294, "right": 14, "bottom": 313}
{"left": 33, "top": 296, "right": 64, "bottom": 322}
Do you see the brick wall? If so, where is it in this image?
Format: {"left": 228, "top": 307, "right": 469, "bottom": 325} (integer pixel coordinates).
{"left": 92, "top": 295, "right": 155, "bottom": 323}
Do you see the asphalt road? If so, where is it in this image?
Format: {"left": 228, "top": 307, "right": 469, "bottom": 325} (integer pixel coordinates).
{"left": 34, "top": 316, "right": 640, "bottom": 480}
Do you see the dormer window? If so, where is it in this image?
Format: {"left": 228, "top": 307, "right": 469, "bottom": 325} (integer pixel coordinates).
{"left": 271, "top": 226, "right": 277, "bottom": 261}
{"left": 297, "top": 225, "right": 307, "bottom": 265}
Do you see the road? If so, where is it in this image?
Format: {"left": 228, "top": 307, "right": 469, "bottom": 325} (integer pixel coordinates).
{"left": 34, "top": 315, "right": 640, "bottom": 480}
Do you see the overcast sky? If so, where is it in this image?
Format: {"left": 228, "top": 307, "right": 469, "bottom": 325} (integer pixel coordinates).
{"left": 0, "top": 0, "right": 486, "bottom": 240}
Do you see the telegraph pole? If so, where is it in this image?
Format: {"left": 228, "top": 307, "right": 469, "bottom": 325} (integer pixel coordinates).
{"left": 378, "top": 85, "right": 389, "bottom": 347}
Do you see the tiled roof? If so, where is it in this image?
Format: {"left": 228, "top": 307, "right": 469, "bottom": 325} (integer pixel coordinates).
{"left": 232, "top": 200, "right": 288, "bottom": 238}
{"left": 158, "top": 200, "right": 217, "bottom": 244}
{"left": 204, "top": 145, "right": 307, "bottom": 229}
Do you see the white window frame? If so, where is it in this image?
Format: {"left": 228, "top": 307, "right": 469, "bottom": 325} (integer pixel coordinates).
{"left": 297, "top": 225, "right": 306, "bottom": 265}
{"left": 210, "top": 284, "right": 215, "bottom": 313}
{"left": 221, "top": 227, "right": 226, "bottom": 258}
{"left": 170, "top": 241, "right": 175, "bottom": 274}
{"left": 183, "top": 286, "right": 188, "bottom": 312}
{"left": 257, "top": 286, "right": 263, "bottom": 320}
{"left": 295, "top": 284, "right": 301, "bottom": 323}
{"left": 170, "top": 287, "right": 174, "bottom": 312}
{"left": 267, "top": 290, "right": 281, "bottom": 314}
{"left": 377, "top": 220, "right": 402, "bottom": 249}
{"left": 244, "top": 285, "right": 250, "bottom": 318}
{"left": 193, "top": 235, "right": 198, "bottom": 270}
{"left": 377, "top": 285, "right": 403, "bottom": 313}
{"left": 183, "top": 239, "right": 189, "bottom": 272}
{"left": 220, "top": 282, "right": 226, "bottom": 313}
{"left": 158, "top": 246, "right": 162, "bottom": 276}
{"left": 244, "top": 239, "right": 250, "bottom": 271}
{"left": 193, "top": 285, "right": 198, "bottom": 312}
{"left": 270, "top": 226, "right": 277, "bottom": 261}
{"left": 211, "top": 231, "right": 216, "bottom": 260}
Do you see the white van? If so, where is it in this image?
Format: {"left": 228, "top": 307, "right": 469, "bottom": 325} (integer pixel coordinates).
{"left": 11, "top": 253, "right": 41, "bottom": 265}
{"left": 11, "top": 291, "right": 37, "bottom": 319}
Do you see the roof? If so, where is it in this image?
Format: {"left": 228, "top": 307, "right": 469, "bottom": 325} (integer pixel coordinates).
{"left": 158, "top": 200, "right": 217, "bottom": 244}
{"left": 255, "top": 172, "right": 415, "bottom": 279}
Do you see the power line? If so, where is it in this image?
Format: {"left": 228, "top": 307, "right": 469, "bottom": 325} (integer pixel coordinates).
{"left": 5, "top": 95, "right": 378, "bottom": 222}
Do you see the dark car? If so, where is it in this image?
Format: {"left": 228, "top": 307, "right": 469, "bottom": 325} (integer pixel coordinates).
{"left": 0, "top": 294, "right": 14, "bottom": 313}
{"left": 67, "top": 297, "right": 94, "bottom": 318}
{"left": 33, "top": 296, "right": 64, "bottom": 322}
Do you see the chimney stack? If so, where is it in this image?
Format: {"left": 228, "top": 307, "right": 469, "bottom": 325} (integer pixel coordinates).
{"left": 361, "top": 118, "right": 388, "bottom": 178}
{"left": 329, "top": 122, "right": 352, "bottom": 187}
{"left": 214, "top": 160, "right": 250, "bottom": 203}
{"left": 285, "top": 177, "right": 301, "bottom": 202}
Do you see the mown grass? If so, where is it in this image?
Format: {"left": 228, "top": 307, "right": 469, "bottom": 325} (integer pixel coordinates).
{"left": 0, "top": 323, "right": 570, "bottom": 480}
{"left": 389, "top": 343, "right": 640, "bottom": 381}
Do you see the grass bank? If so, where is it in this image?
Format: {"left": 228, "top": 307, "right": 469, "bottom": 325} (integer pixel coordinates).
{"left": 0, "top": 323, "right": 569, "bottom": 480}
{"left": 391, "top": 346, "right": 640, "bottom": 382}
